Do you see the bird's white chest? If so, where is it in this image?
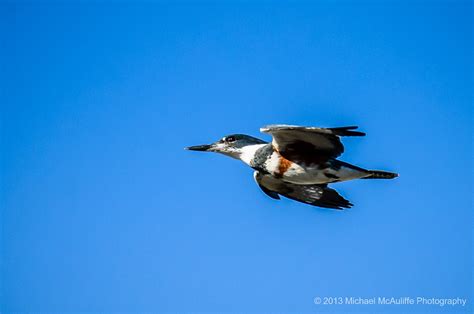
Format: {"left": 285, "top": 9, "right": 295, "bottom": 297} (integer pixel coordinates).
{"left": 263, "top": 152, "right": 317, "bottom": 183}
{"left": 264, "top": 152, "right": 362, "bottom": 184}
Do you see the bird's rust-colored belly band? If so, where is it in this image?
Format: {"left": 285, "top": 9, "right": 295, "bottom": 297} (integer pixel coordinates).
{"left": 276, "top": 156, "right": 293, "bottom": 177}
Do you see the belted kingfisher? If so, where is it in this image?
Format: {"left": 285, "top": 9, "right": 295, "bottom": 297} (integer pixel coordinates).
{"left": 186, "top": 125, "right": 398, "bottom": 209}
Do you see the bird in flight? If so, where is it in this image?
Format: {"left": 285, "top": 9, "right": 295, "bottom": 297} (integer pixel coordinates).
{"left": 186, "top": 125, "right": 397, "bottom": 209}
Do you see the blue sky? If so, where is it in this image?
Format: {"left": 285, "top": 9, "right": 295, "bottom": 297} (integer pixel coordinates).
{"left": 1, "top": 1, "right": 472, "bottom": 313}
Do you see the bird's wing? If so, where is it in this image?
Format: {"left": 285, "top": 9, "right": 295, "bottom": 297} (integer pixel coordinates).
{"left": 260, "top": 124, "right": 365, "bottom": 163}
{"left": 254, "top": 171, "right": 352, "bottom": 209}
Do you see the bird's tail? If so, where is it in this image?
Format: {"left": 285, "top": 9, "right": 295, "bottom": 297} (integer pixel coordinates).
{"left": 362, "top": 170, "right": 398, "bottom": 179}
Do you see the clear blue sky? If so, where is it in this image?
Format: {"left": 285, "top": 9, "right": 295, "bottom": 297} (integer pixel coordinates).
{"left": 1, "top": 1, "right": 472, "bottom": 313}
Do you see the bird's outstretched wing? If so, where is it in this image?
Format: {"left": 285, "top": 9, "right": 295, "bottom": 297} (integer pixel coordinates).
{"left": 260, "top": 124, "right": 365, "bottom": 163}
{"left": 254, "top": 171, "right": 352, "bottom": 209}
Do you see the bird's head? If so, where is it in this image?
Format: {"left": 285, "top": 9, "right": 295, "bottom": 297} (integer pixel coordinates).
{"left": 186, "top": 134, "right": 266, "bottom": 159}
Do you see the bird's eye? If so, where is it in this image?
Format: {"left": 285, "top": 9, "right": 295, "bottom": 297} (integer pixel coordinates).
{"left": 225, "top": 136, "right": 236, "bottom": 142}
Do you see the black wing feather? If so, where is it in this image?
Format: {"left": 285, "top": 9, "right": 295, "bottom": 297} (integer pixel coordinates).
{"left": 261, "top": 124, "right": 365, "bottom": 163}
{"left": 254, "top": 172, "right": 353, "bottom": 210}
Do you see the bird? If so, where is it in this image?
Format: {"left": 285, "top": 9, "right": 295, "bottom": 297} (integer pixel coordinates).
{"left": 186, "top": 124, "right": 398, "bottom": 209}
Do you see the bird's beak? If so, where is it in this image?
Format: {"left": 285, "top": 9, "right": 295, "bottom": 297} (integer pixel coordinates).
{"left": 185, "top": 144, "right": 214, "bottom": 151}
